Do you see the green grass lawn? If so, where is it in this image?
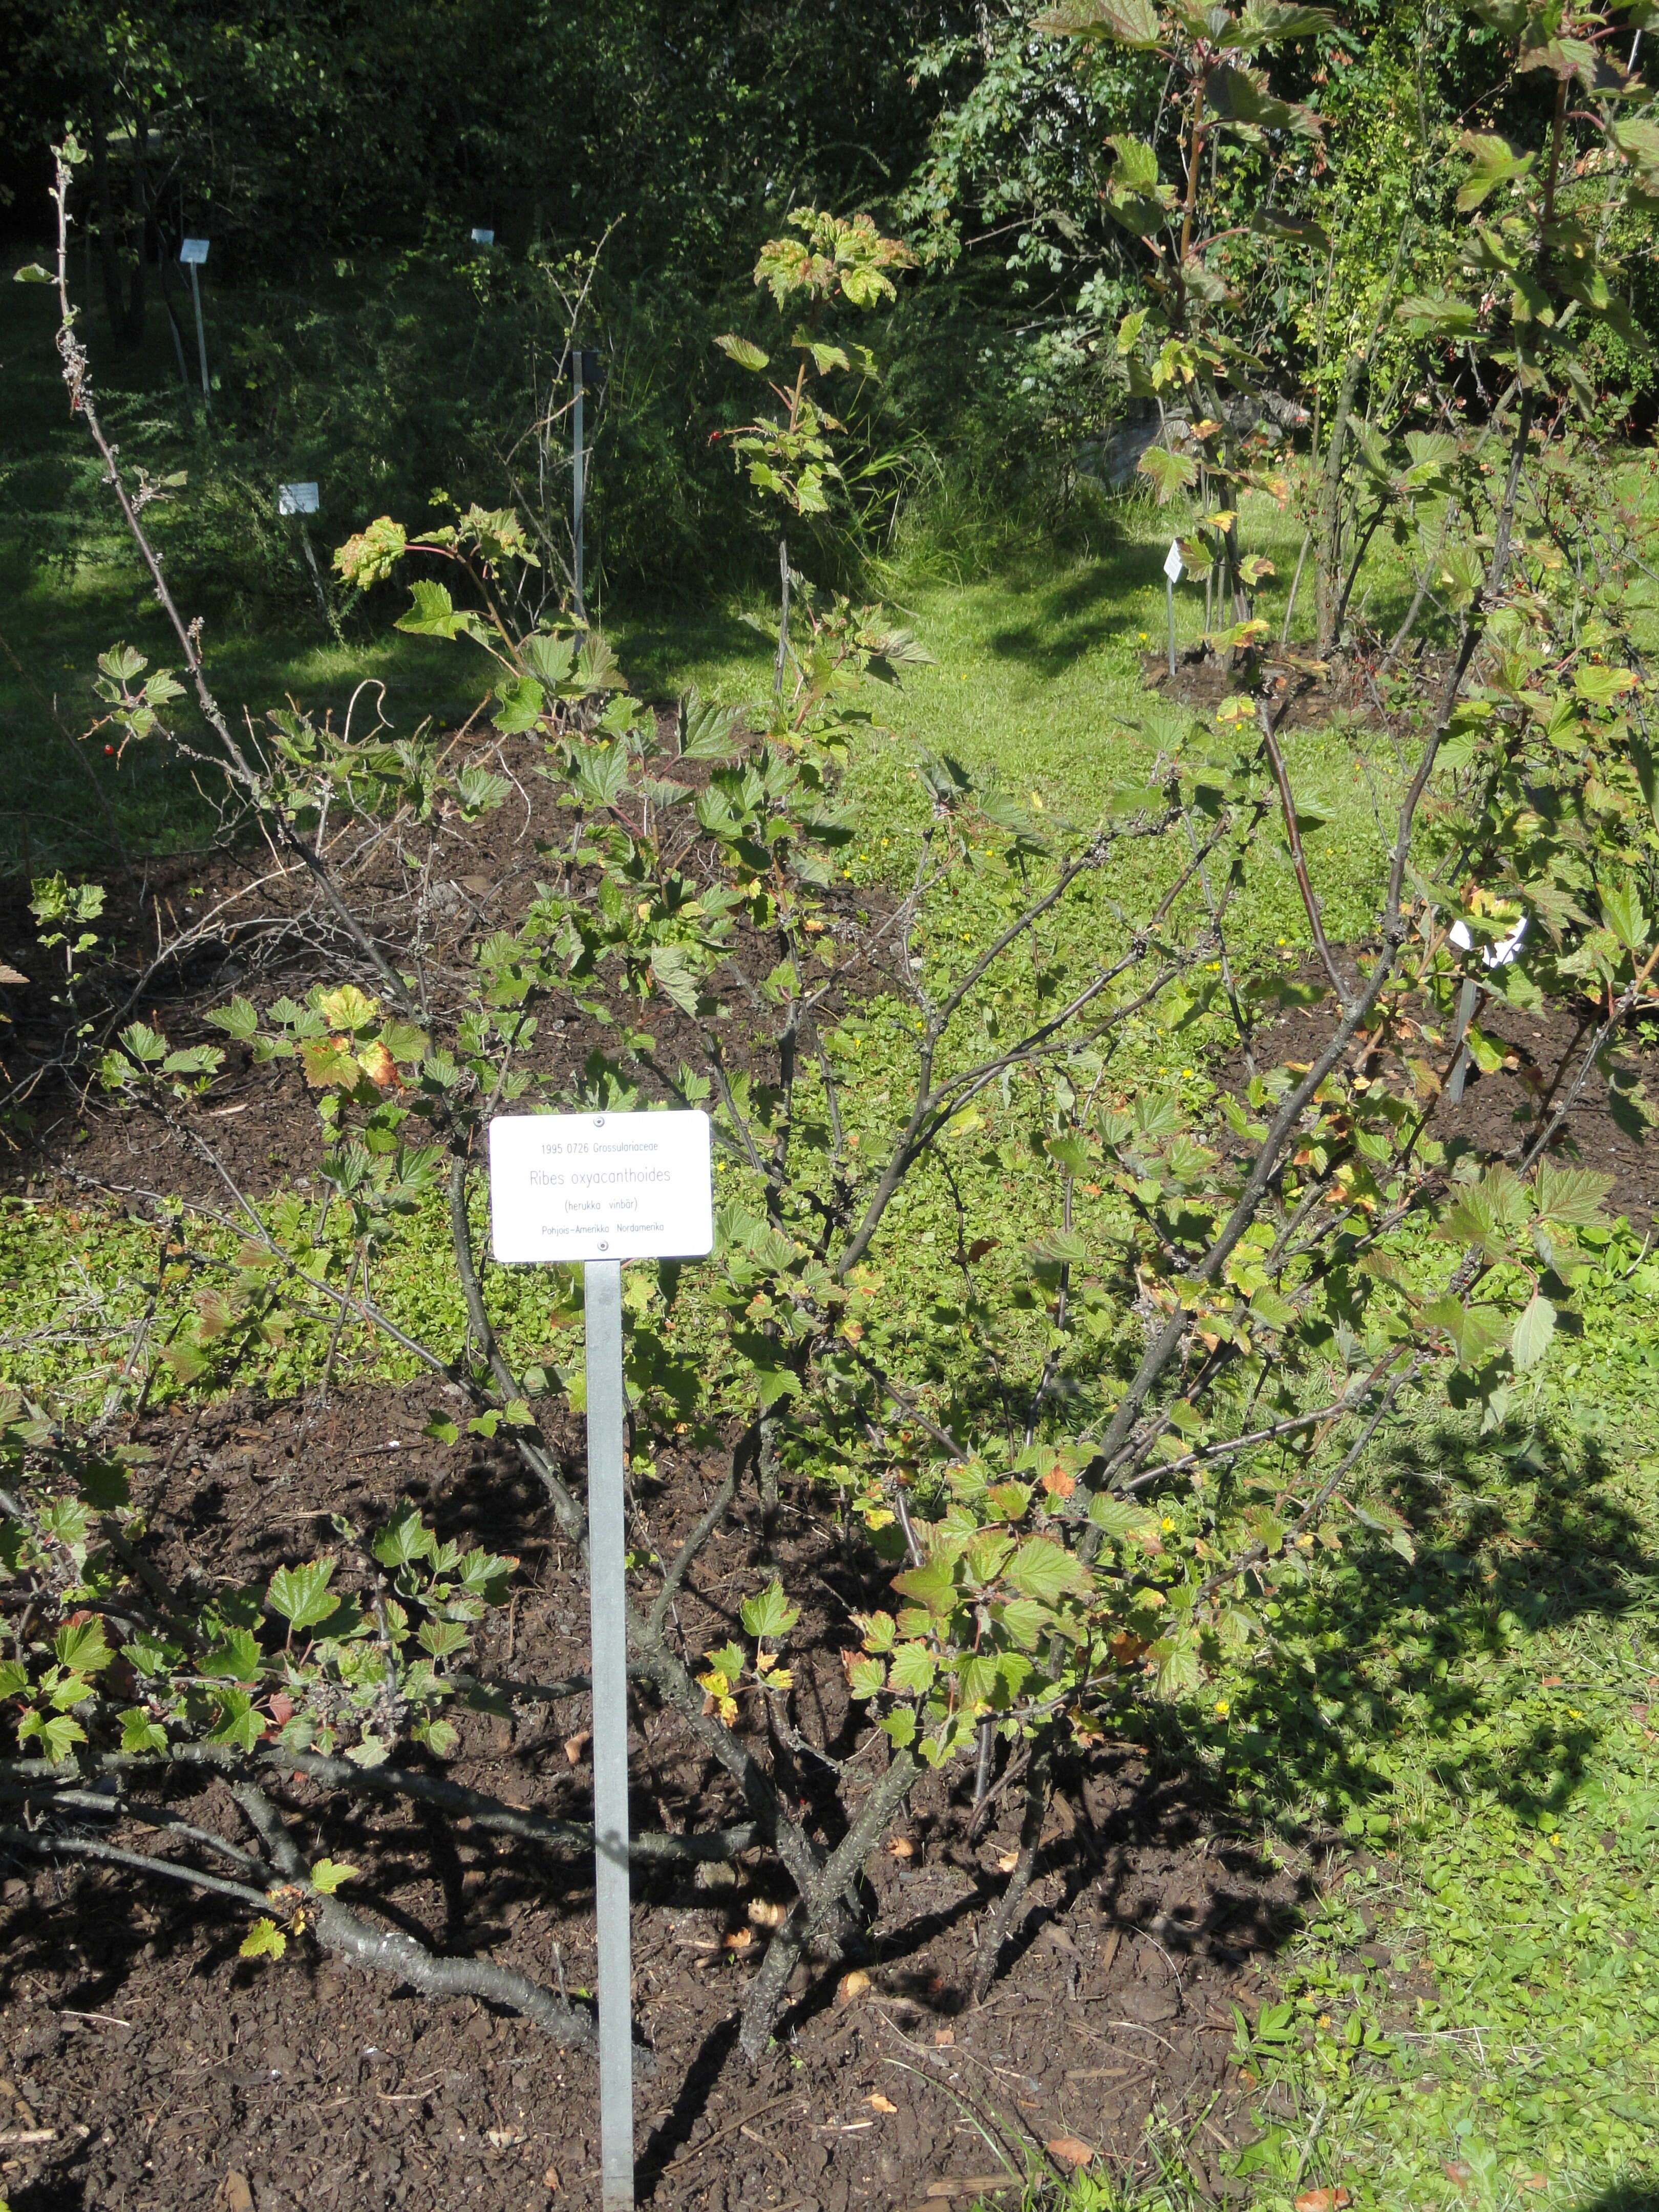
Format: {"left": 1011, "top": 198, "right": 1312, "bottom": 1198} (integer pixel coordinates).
{"left": 1206, "top": 1222, "right": 1659, "bottom": 2210}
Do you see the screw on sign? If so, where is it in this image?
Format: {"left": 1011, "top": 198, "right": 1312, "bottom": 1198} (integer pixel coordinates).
{"left": 489, "top": 1109, "right": 714, "bottom": 2207}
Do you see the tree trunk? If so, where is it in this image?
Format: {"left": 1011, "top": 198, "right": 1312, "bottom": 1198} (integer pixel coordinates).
{"left": 89, "top": 88, "right": 127, "bottom": 345}
{"left": 89, "top": 81, "right": 145, "bottom": 351}
{"left": 124, "top": 99, "right": 149, "bottom": 351}
{"left": 1313, "top": 347, "right": 1366, "bottom": 659}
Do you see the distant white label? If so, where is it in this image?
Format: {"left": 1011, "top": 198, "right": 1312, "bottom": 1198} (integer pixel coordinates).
{"left": 489, "top": 1111, "right": 713, "bottom": 1263}
{"left": 1163, "top": 541, "right": 1184, "bottom": 583}
{"left": 278, "top": 482, "right": 320, "bottom": 516}
{"left": 179, "top": 238, "right": 209, "bottom": 265}
{"left": 1449, "top": 913, "right": 1527, "bottom": 970}
{"left": 471, "top": 227, "right": 495, "bottom": 245}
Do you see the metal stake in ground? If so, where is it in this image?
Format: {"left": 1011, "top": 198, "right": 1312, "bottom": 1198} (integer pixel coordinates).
{"left": 278, "top": 483, "right": 329, "bottom": 622}
{"left": 1163, "top": 540, "right": 1184, "bottom": 676}
{"left": 179, "top": 238, "right": 211, "bottom": 417}
{"left": 572, "top": 346, "right": 587, "bottom": 619}
{"left": 486, "top": 1107, "right": 714, "bottom": 2212}
{"left": 584, "top": 1256, "right": 633, "bottom": 2211}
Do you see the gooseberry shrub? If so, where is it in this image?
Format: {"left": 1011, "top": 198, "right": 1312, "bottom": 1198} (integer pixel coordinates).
{"left": 8, "top": 25, "right": 1658, "bottom": 2067}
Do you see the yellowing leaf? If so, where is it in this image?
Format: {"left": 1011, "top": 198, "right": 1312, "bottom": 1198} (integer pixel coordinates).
{"left": 239, "top": 1917, "right": 288, "bottom": 1961}
{"left": 317, "top": 985, "right": 378, "bottom": 1032}
{"left": 356, "top": 1041, "right": 399, "bottom": 1089}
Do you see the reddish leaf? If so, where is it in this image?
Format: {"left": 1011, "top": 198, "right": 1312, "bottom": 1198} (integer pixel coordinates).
{"left": 1046, "top": 2137, "right": 1095, "bottom": 2168}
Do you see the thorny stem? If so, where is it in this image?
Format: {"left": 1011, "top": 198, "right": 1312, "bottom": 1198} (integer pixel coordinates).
{"left": 737, "top": 1745, "right": 918, "bottom": 2059}
{"left": 1081, "top": 364, "right": 1543, "bottom": 1514}
{"left": 226, "top": 1778, "right": 600, "bottom": 2048}
{"left": 647, "top": 1425, "right": 756, "bottom": 1638}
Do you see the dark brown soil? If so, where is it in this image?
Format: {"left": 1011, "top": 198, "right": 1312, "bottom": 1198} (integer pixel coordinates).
{"left": 16, "top": 717, "right": 1649, "bottom": 2212}
{"left": 1225, "top": 951, "right": 1658, "bottom": 1232}
{"left": 0, "top": 1384, "right": 1311, "bottom": 2212}
{"left": 0, "top": 716, "right": 895, "bottom": 1209}
{"left": 1136, "top": 643, "right": 1466, "bottom": 735}
{"left": 1136, "top": 648, "right": 1374, "bottom": 731}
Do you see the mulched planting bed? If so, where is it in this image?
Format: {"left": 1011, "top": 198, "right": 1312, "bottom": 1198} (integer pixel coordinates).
{"left": 0, "top": 713, "right": 898, "bottom": 1209}
{"left": 1136, "top": 648, "right": 1390, "bottom": 731}
{"left": 0, "top": 1383, "right": 1311, "bottom": 2212}
{"left": 1223, "top": 951, "right": 1657, "bottom": 1232}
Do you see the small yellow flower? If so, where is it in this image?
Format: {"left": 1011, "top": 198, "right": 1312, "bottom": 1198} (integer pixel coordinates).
{"left": 1162, "top": 1517, "right": 1176, "bottom": 1529}
{"left": 1317, "top": 2013, "right": 1333, "bottom": 2030}
{"left": 1138, "top": 631, "right": 1148, "bottom": 642}
{"left": 1181, "top": 1067, "right": 1194, "bottom": 1077}
{"left": 1568, "top": 1708, "right": 1582, "bottom": 1718}
{"left": 1213, "top": 1699, "right": 1230, "bottom": 1717}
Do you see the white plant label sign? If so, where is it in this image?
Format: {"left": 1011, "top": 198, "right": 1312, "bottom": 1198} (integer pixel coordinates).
{"left": 278, "top": 482, "right": 320, "bottom": 515}
{"left": 179, "top": 238, "right": 209, "bottom": 265}
{"left": 1449, "top": 913, "right": 1527, "bottom": 968}
{"left": 488, "top": 1111, "right": 713, "bottom": 1263}
{"left": 1163, "top": 541, "right": 1185, "bottom": 583}
{"left": 471, "top": 227, "right": 495, "bottom": 245}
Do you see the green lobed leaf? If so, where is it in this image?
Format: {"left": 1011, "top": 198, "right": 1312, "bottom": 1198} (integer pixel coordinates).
{"left": 740, "top": 1579, "right": 801, "bottom": 1640}
{"left": 1035, "top": 0, "right": 1161, "bottom": 42}
{"left": 715, "top": 333, "right": 770, "bottom": 372}
{"left": 1532, "top": 1164, "right": 1612, "bottom": 1228}
{"left": 888, "top": 1642, "right": 939, "bottom": 1695}
{"left": 373, "top": 1507, "right": 437, "bottom": 1570}
{"left": 1006, "top": 1537, "right": 1089, "bottom": 1606}
{"left": 266, "top": 1559, "right": 339, "bottom": 1634}
{"left": 890, "top": 1555, "right": 958, "bottom": 1616}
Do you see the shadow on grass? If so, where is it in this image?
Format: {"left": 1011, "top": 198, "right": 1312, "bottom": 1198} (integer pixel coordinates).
{"left": 609, "top": 597, "right": 776, "bottom": 703}
{"left": 1219, "top": 1412, "right": 1659, "bottom": 1844}
{"left": 979, "top": 540, "right": 1159, "bottom": 680}
{"left": 1570, "top": 2189, "right": 1659, "bottom": 2212}
{"left": 0, "top": 545, "right": 494, "bottom": 874}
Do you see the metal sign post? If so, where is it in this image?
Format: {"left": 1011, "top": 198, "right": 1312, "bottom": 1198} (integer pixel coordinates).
{"left": 179, "top": 239, "right": 211, "bottom": 416}
{"left": 278, "top": 484, "right": 329, "bottom": 619}
{"left": 488, "top": 1109, "right": 715, "bottom": 2210}
{"left": 583, "top": 1254, "right": 632, "bottom": 2210}
{"left": 1163, "top": 540, "right": 1184, "bottom": 676}
{"left": 570, "top": 347, "right": 606, "bottom": 622}
{"left": 572, "top": 347, "right": 587, "bottom": 619}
